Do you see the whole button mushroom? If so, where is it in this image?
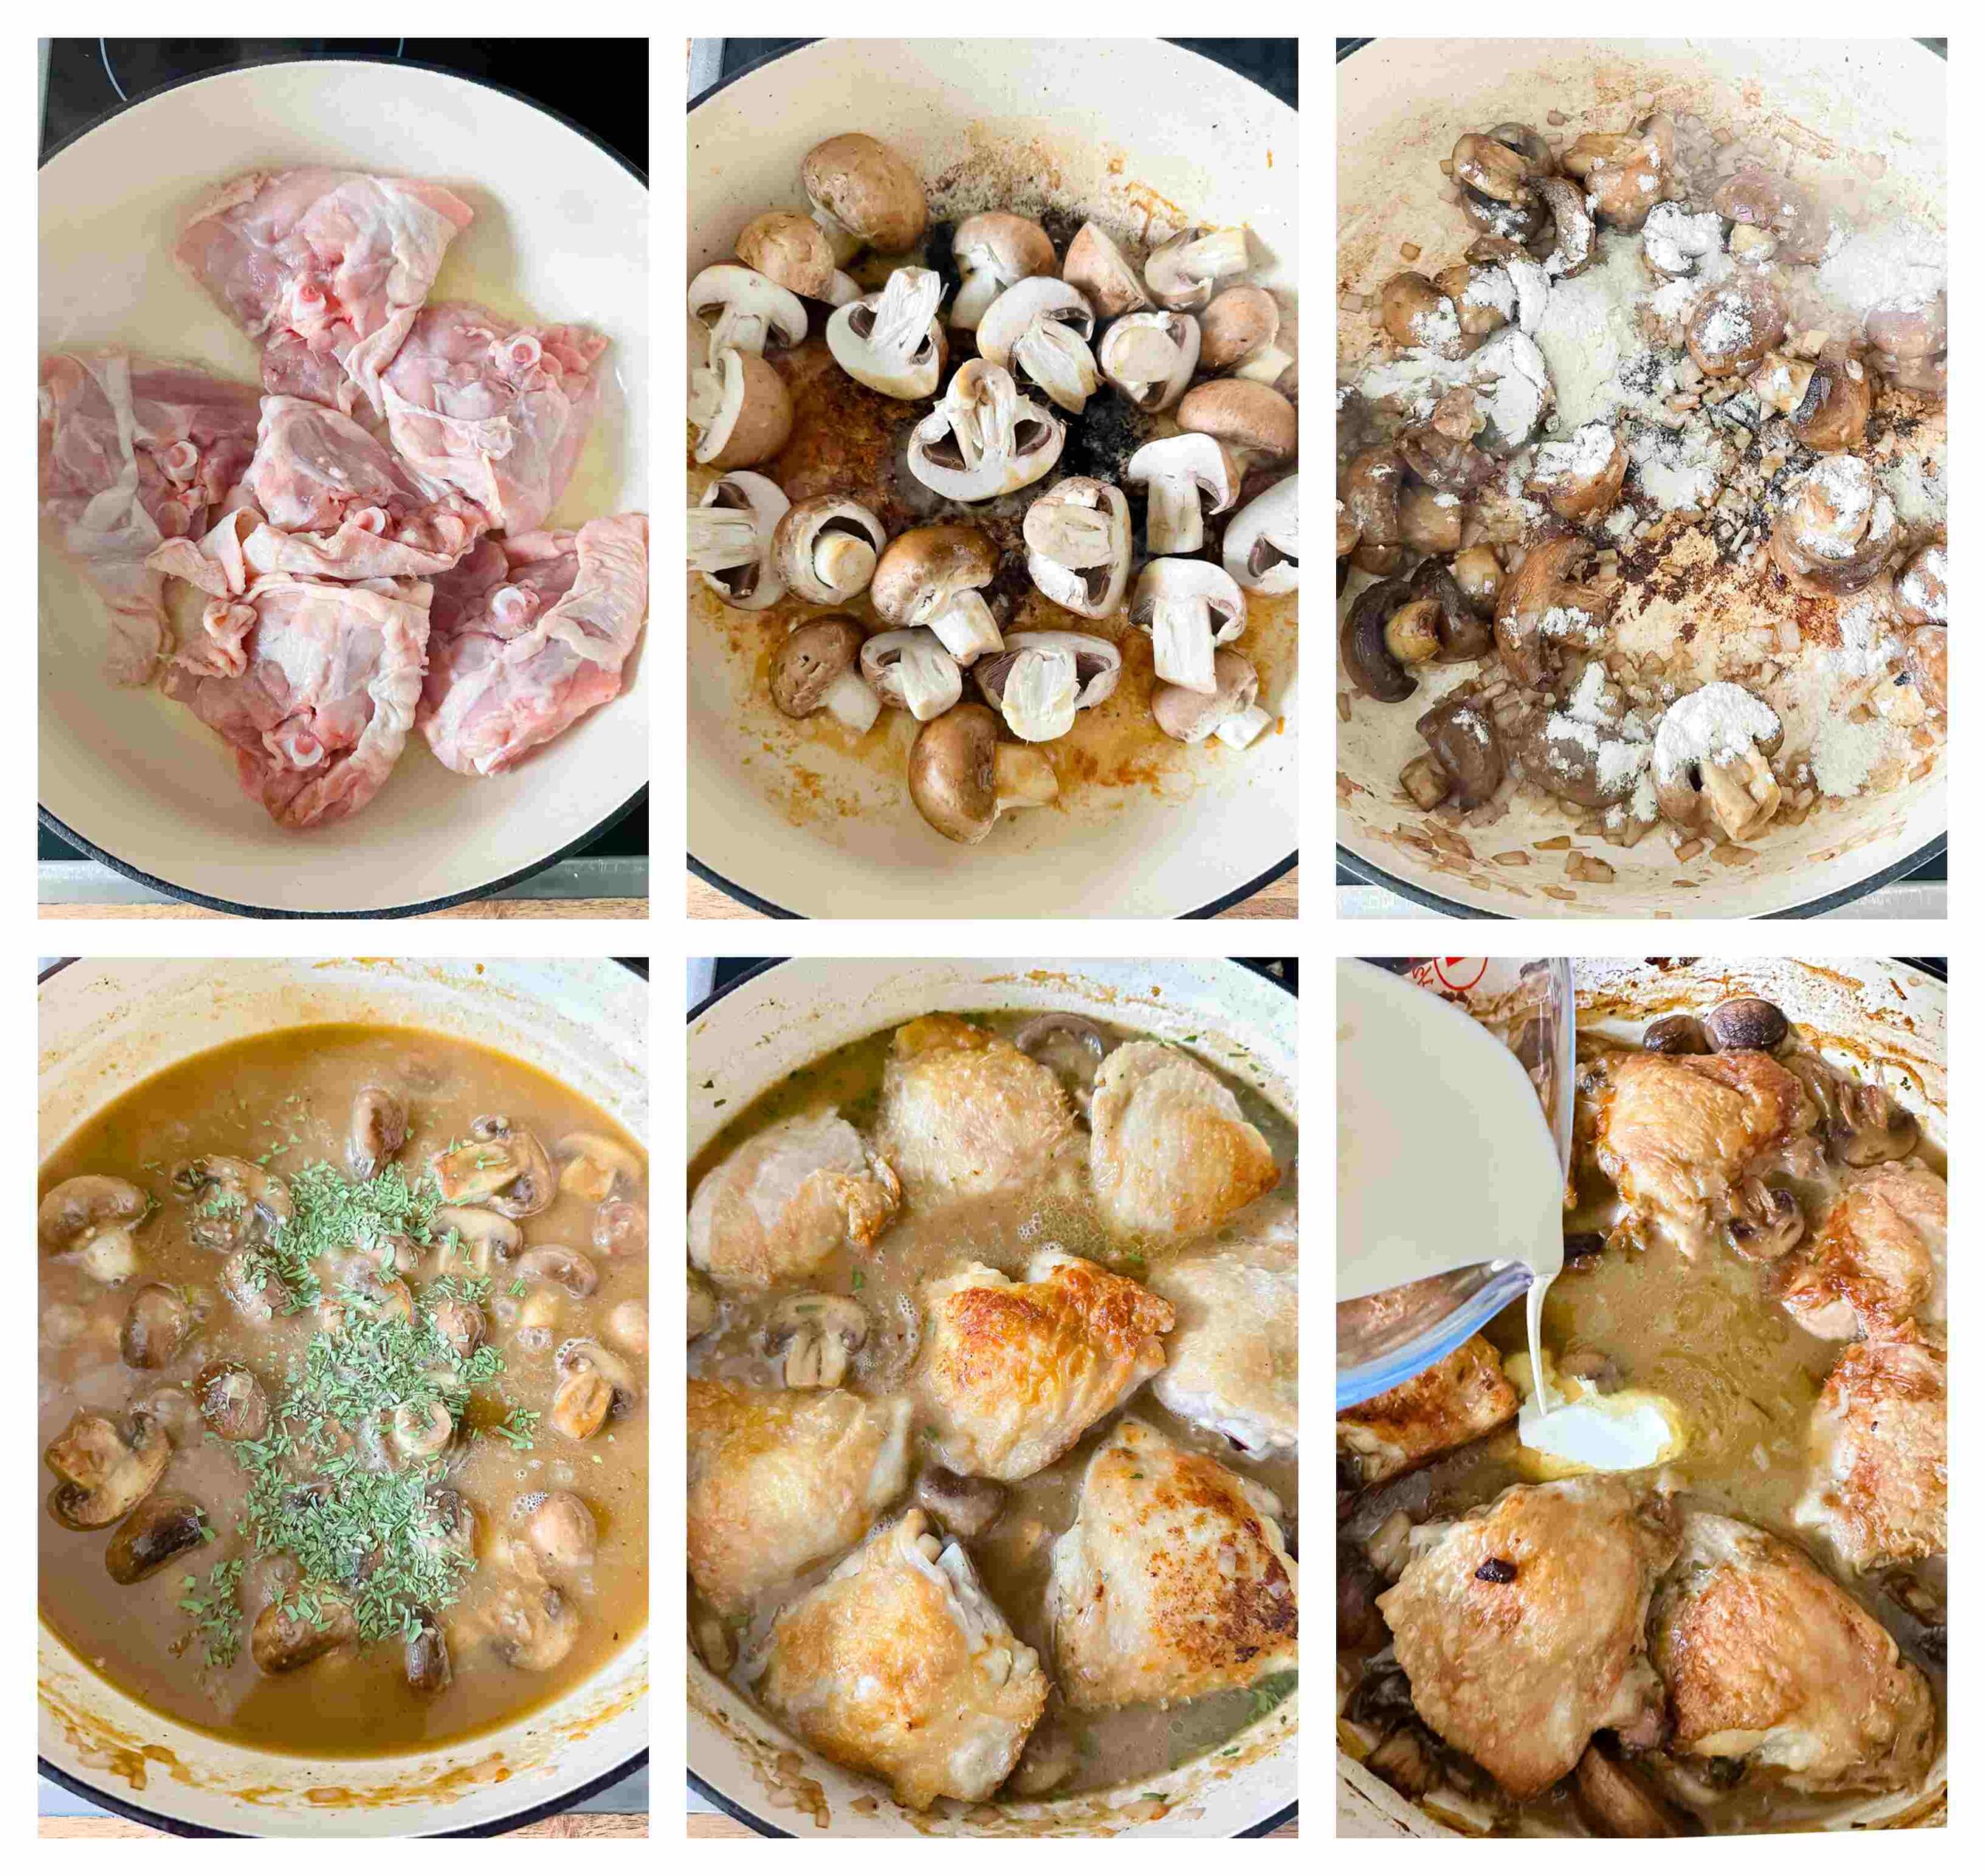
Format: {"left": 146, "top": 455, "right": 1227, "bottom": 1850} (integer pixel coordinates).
{"left": 1223, "top": 475, "right": 1299, "bottom": 597}
{"left": 1124, "top": 433, "right": 1241, "bottom": 557}
{"left": 951, "top": 212, "right": 1056, "bottom": 331}
{"left": 975, "top": 631, "right": 1122, "bottom": 743}
{"left": 1401, "top": 693, "right": 1504, "bottom": 812}
{"left": 522, "top": 1490, "right": 599, "bottom": 1574}
{"left": 770, "top": 495, "right": 885, "bottom": 605}
{"left": 906, "top": 360, "right": 1064, "bottom": 500}
{"left": 1022, "top": 478, "right": 1132, "bottom": 619}
{"left": 976, "top": 278, "right": 1100, "bottom": 415}
{"left": 802, "top": 132, "right": 929, "bottom": 259}
{"left": 735, "top": 210, "right": 842, "bottom": 302}
{"left": 1379, "top": 272, "right": 1469, "bottom": 360}
{"left": 1769, "top": 454, "right": 1900, "bottom": 598}
{"left": 825, "top": 267, "right": 947, "bottom": 400}
{"left": 871, "top": 525, "right": 1005, "bottom": 663}
{"left": 1894, "top": 543, "right": 1947, "bottom": 628}
{"left": 768, "top": 616, "right": 882, "bottom": 733}
{"left": 1062, "top": 222, "right": 1148, "bottom": 319}
{"left": 1702, "top": 998, "right": 1790, "bottom": 1053}
{"left": 1177, "top": 378, "right": 1296, "bottom": 465}
{"left": 121, "top": 1283, "right": 191, "bottom": 1371}
{"left": 1151, "top": 650, "right": 1272, "bottom": 751}
{"left": 1131, "top": 558, "right": 1248, "bottom": 696}
{"left": 907, "top": 703, "right": 1058, "bottom": 845}
{"left": 1096, "top": 310, "right": 1200, "bottom": 413}
{"left": 1493, "top": 535, "right": 1617, "bottom": 687}
{"left": 687, "top": 471, "right": 790, "bottom": 612}
{"left": 1686, "top": 275, "right": 1788, "bottom": 380}
{"left": 689, "top": 346, "right": 792, "bottom": 469}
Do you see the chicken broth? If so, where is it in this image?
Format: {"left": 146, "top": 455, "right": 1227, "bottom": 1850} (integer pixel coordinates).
{"left": 1338, "top": 1016, "right": 1945, "bottom": 1836}
{"left": 39, "top": 1025, "right": 649, "bottom": 1757}
{"left": 689, "top": 1011, "right": 1297, "bottom": 1801}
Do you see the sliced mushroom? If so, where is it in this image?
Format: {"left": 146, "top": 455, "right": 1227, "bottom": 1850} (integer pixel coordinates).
{"left": 551, "top": 1338, "right": 642, "bottom": 1441}
{"left": 1686, "top": 274, "right": 1788, "bottom": 380}
{"left": 1131, "top": 558, "right": 1247, "bottom": 696}
{"left": 347, "top": 1085, "right": 408, "bottom": 1182}
{"left": 860, "top": 629, "right": 963, "bottom": 722}
{"left": 1022, "top": 478, "right": 1132, "bottom": 619}
{"left": 1416, "top": 693, "right": 1504, "bottom": 810}
{"left": 431, "top": 1205, "right": 522, "bottom": 1275}
{"left": 736, "top": 210, "right": 839, "bottom": 300}
{"left": 1222, "top": 475, "right": 1299, "bottom": 597}
{"left": 1096, "top": 309, "right": 1200, "bottom": 413}
{"left": 906, "top": 359, "right": 1064, "bottom": 501}
{"left": 765, "top": 1293, "right": 869, "bottom": 1389}
{"left": 769, "top": 616, "right": 882, "bottom": 734}
{"left": 105, "top": 1491, "right": 209, "bottom": 1585}
{"left": 556, "top": 1133, "right": 641, "bottom": 1206}
{"left": 1379, "top": 272, "right": 1469, "bottom": 360}
{"left": 1144, "top": 226, "right": 1250, "bottom": 312}
{"left": 1125, "top": 433, "right": 1241, "bottom": 557}
{"left": 172, "top": 1157, "right": 293, "bottom": 1254}
{"left": 516, "top": 1246, "right": 600, "bottom": 1298}
{"left": 404, "top": 1611, "right": 452, "bottom": 1695}
{"left": 689, "top": 470, "right": 790, "bottom": 611}
{"left": 1062, "top": 222, "right": 1148, "bottom": 318}
{"left": 1199, "top": 284, "right": 1290, "bottom": 383}
{"left": 392, "top": 1399, "right": 455, "bottom": 1464}
{"left": 1727, "top": 1179, "right": 1804, "bottom": 1261}
{"left": 1704, "top": 997, "right": 1789, "bottom": 1052}
{"left": 521, "top": 1490, "right": 598, "bottom": 1574}
{"left": 802, "top": 133, "right": 928, "bottom": 257}
{"left": 950, "top": 212, "right": 1056, "bottom": 330}
{"left": 907, "top": 703, "right": 1058, "bottom": 845}
{"left": 1341, "top": 578, "right": 1417, "bottom": 704}
{"left": 975, "top": 631, "right": 1121, "bottom": 743}
{"left": 1151, "top": 650, "right": 1272, "bottom": 750}
{"left": 1750, "top": 349, "right": 1871, "bottom": 453}
{"left": 689, "top": 345, "right": 792, "bottom": 469}
{"left": 1013, "top": 1013, "right": 1114, "bottom": 1113}
{"left": 1343, "top": 447, "right": 1403, "bottom": 577}
{"left": 486, "top": 1574, "right": 580, "bottom": 1671}
{"left": 1769, "top": 453, "right": 1900, "bottom": 598}
{"left": 121, "top": 1282, "right": 191, "bottom": 1371}
{"left": 1493, "top": 535, "right": 1616, "bottom": 687}
{"left": 45, "top": 1409, "right": 171, "bottom": 1529}
{"left": 978, "top": 277, "right": 1100, "bottom": 415}
{"left": 825, "top": 267, "right": 946, "bottom": 399}
{"left": 252, "top": 1596, "right": 357, "bottom": 1674}
{"left": 1526, "top": 422, "right": 1628, "bottom": 522}
{"left": 1652, "top": 683, "right": 1783, "bottom": 843}
{"left": 1407, "top": 557, "right": 1494, "bottom": 663}
{"left": 870, "top": 526, "right": 1003, "bottom": 663}
{"left": 770, "top": 496, "right": 885, "bottom": 605}
{"left": 913, "top": 1464, "right": 1006, "bottom": 1538}
{"left": 430, "top": 1118, "right": 554, "bottom": 1219}
{"left": 40, "top": 1175, "right": 147, "bottom": 1253}
{"left": 687, "top": 262, "right": 808, "bottom": 364}
{"left": 1894, "top": 543, "right": 1947, "bottom": 628}
{"left": 1176, "top": 378, "right": 1296, "bottom": 464}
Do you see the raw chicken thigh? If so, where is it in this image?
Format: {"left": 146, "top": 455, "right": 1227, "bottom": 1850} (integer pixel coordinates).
{"left": 380, "top": 302, "right": 607, "bottom": 534}
{"left": 176, "top": 169, "right": 473, "bottom": 415}
{"left": 152, "top": 395, "right": 485, "bottom": 589}
{"left": 419, "top": 512, "right": 647, "bottom": 774}
{"left": 37, "top": 352, "right": 261, "bottom": 682}
{"left": 161, "top": 574, "right": 431, "bottom": 828}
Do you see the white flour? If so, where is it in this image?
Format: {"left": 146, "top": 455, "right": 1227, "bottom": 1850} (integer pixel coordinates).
{"left": 1816, "top": 222, "right": 1945, "bottom": 319}
{"left": 1652, "top": 682, "right": 1782, "bottom": 785}
{"left": 1811, "top": 712, "right": 1898, "bottom": 798}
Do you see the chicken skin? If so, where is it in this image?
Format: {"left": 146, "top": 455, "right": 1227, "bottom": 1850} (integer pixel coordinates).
{"left": 1376, "top": 1477, "right": 1679, "bottom": 1799}
{"left": 686, "top": 1380, "right": 911, "bottom": 1614}
{"left": 1089, "top": 1040, "right": 1280, "bottom": 1243}
{"left": 686, "top": 1111, "right": 900, "bottom": 1291}
{"left": 1337, "top": 1334, "right": 1517, "bottom": 1488}
{"left": 1776, "top": 1161, "right": 1946, "bottom": 1340}
{"left": 917, "top": 1250, "right": 1173, "bottom": 1482}
{"left": 748, "top": 1510, "right": 1048, "bottom": 1809}
{"left": 875, "top": 1015, "right": 1081, "bottom": 1202}
{"left": 1797, "top": 1328, "right": 1947, "bottom": 1571}
{"left": 1592, "top": 1048, "right": 1814, "bottom": 1257}
{"left": 1150, "top": 1216, "right": 1298, "bottom": 1459}
{"left": 1650, "top": 1510, "right": 1936, "bottom": 1793}
{"left": 1048, "top": 1418, "right": 1297, "bottom": 1709}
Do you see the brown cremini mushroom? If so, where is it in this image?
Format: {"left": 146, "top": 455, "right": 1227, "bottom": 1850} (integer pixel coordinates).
{"left": 907, "top": 704, "right": 1058, "bottom": 845}
{"left": 768, "top": 616, "right": 881, "bottom": 733}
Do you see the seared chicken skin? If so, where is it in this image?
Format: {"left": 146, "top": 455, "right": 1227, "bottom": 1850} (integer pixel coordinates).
{"left": 1337, "top": 1334, "right": 1517, "bottom": 1488}
{"left": 1651, "top": 1509, "right": 1936, "bottom": 1794}
{"left": 1376, "top": 1477, "right": 1679, "bottom": 1799}
{"left": 1776, "top": 1160, "right": 1947, "bottom": 1340}
{"left": 1797, "top": 1327, "right": 1947, "bottom": 1571}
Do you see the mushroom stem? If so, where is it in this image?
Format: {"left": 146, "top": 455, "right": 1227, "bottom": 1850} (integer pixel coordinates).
{"left": 993, "top": 643, "right": 1080, "bottom": 743}
{"left": 1147, "top": 599, "right": 1217, "bottom": 695}
{"left": 685, "top": 506, "right": 761, "bottom": 573}
{"left": 1023, "top": 502, "right": 1114, "bottom": 567}
{"left": 821, "top": 670, "right": 882, "bottom": 734}
{"left": 896, "top": 642, "right": 961, "bottom": 719}
{"left": 1214, "top": 703, "right": 1272, "bottom": 750}
{"left": 1144, "top": 474, "right": 1204, "bottom": 556}
{"left": 993, "top": 744, "right": 1058, "bottom": 809}
{"left": 1700, "top": 748, "right": 1782, "bottom": 843}
{"left": 1232, "top": 342, "right": 1296, "bottom": 387}
{"left": 814, "top": 533, "right": 877, "bottom": 594}
{"left": 923, "top": 590, "right": 1004, "bottom": 663}
{"left": 1012, "top": 321, "right": 1100, "bottom": 415}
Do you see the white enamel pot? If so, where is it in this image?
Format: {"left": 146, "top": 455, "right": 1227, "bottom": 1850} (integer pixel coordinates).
{"left": 1338, "top": 954, "right": 1946, "bottom": 1836}
{"left": 38, "top": 957, "right": 649, "bottom": 1836}
{"left": 39, "top": 60, "right": 648, "bottom": 915}
{"left": 689, "top": 40, "right": 1299, "bottom": 919}
{"left": 688, "top": 957, "right": 1298, "bottom": 1835}
{"left": 1337, "top": 39, "right": 1945, "bottom": 916}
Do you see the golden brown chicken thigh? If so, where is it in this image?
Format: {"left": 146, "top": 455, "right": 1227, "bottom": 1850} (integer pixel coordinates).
{"left": 1337, "top": 1334, "right": 1517, "bottom": 1488}
{"left": 1150, "top": 1215, "right": 1298, "bottom": 1459}
{"left": 1376, "top": 1476, "right": 1679, "bottom": 1799}
{"left": 686, "top": 1111, "right": 900, "bottom": 1291}
{"left": 875, "top": 1015, "right": 1081, "bottom": 1202}
{"left": 1592, "top": 1048, "right": 1814, "bottom": 1257}
{"left": 748, "top": 1509, "right": 1049, "bottom": 1809}
{"left": 686, "top": 1380, "right": 911, "bottom": 1613}
{"left": 1776, "top": 1160, "right": 1946, "bottom": 1340}
{"left": 1650, "top": 1509, "right": 1936, "bottom": 1793}
{"left": 1088, "top": 1040, "right": 1280, "bottom": 1242}
{"left": 916, "top": 1250, "right": 1173, "bottom": 1482}
{"left": 1049, "top": 1417, "right": 1297, "bottom": 1709}
{"left": 1797, "top": 1328, "right": 1947, "bottom": 1571}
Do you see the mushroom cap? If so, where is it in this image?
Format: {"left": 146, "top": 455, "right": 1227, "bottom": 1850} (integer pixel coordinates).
{"left": 770, "top": 495, "right": 885, "bottom": 604}
{"left": 823, "top": 270, "right": 947, "bottom": 400}
{"left": 860, "top": 629, "right": 965, "bottom": 717}
{"left": 1177, "top": 378, "right": 1296, "bottom": 460}
{"left": 908, "top": 704, "right": 1007, "bottom": 843}
{"left": 870, "top": 525, "right": 999, "bottom": 626}
{"left": 1062, "top": 222, "right": 1148, "bottom": 318}
{"left": 1097, "top": 310, "right": 1200, "bottom": 412}
{"left": 770, "top": 615, "right": 867, "bottom": 717}
{"left": 1223, "top": 474, "right": 1300, "bottom": 595}
{"left": 693, "top": 347, "right": 793, "bottom": 469}
{"left": 954, "top": 212, "right": 1055, "bottom": 280}
{"left": 735, "top": 211, "right": 839, "bottom": 299}
{"left": 1198, "top": 285, "right": 1281, "bottom": 369}
{"left": 803, "top": 133, "right": 928, "bottom": 252}
{"left": 1125, "top": 431, "right": 1242, "bottom": 509}
{"left": 686, "top": 263, "right": 810, "bottom": 353}
{"left": 1130, "top": 555, "right": 1248, "bottom": 633}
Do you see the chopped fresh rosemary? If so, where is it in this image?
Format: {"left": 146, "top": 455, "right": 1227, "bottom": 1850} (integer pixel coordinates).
{"left": 178, "top": 1558, "right": 246, "bottom": 1668}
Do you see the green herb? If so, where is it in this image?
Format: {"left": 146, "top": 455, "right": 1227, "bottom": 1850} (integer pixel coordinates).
{"left": 488, "top": 1405, "right": 540, "bottom": 1450}
{"left": 178, "top": 1558, "right": 246, "bottom": 1669}
{"left": 850, "top": 1268, "right": 865, "bottom": 1291}
{"left": 508, "top": 1277, "right": 527, "bottom": 1298}
{"left": 1245, "top": 1671, "right": 1297, "bottom": 1722}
